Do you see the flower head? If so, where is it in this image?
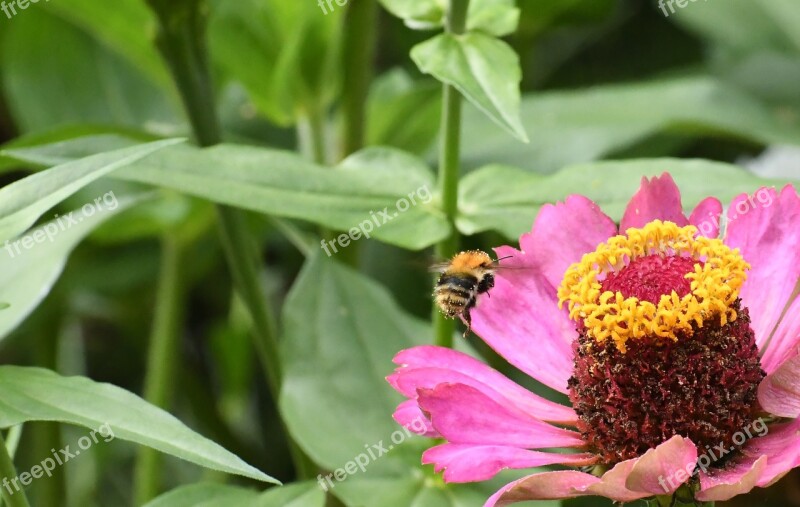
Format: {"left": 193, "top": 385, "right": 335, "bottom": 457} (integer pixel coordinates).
{"left": 388, "top": 174, "right": 800, "bottom": 505}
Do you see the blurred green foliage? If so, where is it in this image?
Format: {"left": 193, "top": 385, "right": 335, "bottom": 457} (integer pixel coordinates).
{"left": 0, "top": 0, "right": 798, "bottom": 506}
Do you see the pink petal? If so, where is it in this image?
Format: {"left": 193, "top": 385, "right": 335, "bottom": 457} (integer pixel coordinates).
{"left": 689, "top": 197, "right": 723, "bottom": 238}
{"left": 392, "top": 399, "right": 439, "bottom": 437}
{"left": 620, "top": 173, "right": 689, "bottom": 231}
{"left": 422, "top": 443, "right": 596, "bottom": 483}
{"left": 584, "top": 459, "right": 649, "bottom": 501}
{"left": 724, "top": 185, "right": 800, "bottom": 354}
{"left": 416, "top": 383, "right": 584, "bottom": 449}
{"left": 625, "top": 435, "right": 698, "bottom": 494}
{"left": 761, "top": 293, "right": 800, "bottom": 374}
{"left": 471, "top": 196, "right": 617, "bottom": 394}
{"left": 470, "top": 262, "right": 574, "bottom": 394}
{"left": 484, "top": 436, "right": 697, "bottom": 506}
{"left": 484, "top": 471, "right": 603, "bottom": 505}
{"left": 696, "top": 456, "right": 767, "bottom": 502}
{"left": 697, "top": 418, "right": 800, "bottom": 501}
{"left": 759, "top": 353, "right": 800, "bottom": 418}
{"left": 390, "top": 346, "right": 577, "bottom": 424}
{"left": 516, "top": 195, "right": 618, "bottom": 290}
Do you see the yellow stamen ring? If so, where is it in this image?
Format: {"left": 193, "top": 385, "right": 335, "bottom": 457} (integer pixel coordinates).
{"left": 557, "top": 221, "right": 749, "bottom": 353}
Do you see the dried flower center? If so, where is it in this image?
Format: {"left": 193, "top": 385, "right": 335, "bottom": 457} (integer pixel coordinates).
{"left": 560, "top": 221, "right": 764, "bottom": 465}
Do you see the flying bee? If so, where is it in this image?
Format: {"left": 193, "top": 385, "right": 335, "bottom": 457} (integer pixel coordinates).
{"left": 431, "top": 250, "right": 512, "bottom": 336}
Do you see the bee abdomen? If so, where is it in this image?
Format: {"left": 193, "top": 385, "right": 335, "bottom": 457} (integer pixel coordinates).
{"left": 437, "top": 274, "right": 478, "bottom": 292}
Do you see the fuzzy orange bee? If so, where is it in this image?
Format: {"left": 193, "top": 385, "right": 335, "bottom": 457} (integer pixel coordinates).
{"left": 431, "top": 250, "right": 511, "bottom": 336}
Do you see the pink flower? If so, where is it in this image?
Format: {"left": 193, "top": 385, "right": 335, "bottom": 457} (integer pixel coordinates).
{"left": 387, "top": 174, "right": 800, "bottom": 505}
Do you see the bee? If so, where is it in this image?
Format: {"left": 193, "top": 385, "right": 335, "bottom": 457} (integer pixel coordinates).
{"left": 431, "top": 250, "right": 511, "bottom": 336}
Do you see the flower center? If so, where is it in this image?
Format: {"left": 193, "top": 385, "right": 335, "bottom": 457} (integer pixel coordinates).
{"left": 558, "top": 221, "right": 765, "bottom": 465}
{"left": 601, "top": 255, "right": 698, "bottom": 304}
{"left": 557, "top": 220, "right": 750, "bottom": 353}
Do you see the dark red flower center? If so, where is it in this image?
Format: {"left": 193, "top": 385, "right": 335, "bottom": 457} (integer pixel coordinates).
{"left": 568, "top": 253, "right": 765, "bottom": 464}
{"left": 601, "top": 254, "right": 698, "bottom": 304}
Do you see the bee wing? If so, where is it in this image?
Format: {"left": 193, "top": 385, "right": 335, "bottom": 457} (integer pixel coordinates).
{"left": 428, "top": 262, "right": 452, "bottom": 273}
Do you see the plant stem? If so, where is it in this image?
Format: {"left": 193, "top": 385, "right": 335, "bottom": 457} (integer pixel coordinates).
{"left": 215, "top": 209, "right": 282, "bottom": 394}
{"left": 433, "top": 0, "right": 471, "bottom": 349}
{"left": 32, "top": 302, "right": 65, "bottom": 507}
{"left": 134, "top": 235, "right": 184, "bottom": 504}
{"left": 298, "top": 106, "right": 328, "bottom": 165}
{"left": 340, "top": 0, "right": 377, "bottom": 158}
{"left": 145, "top": 0, "right": 316, "bottom": 480}
{"left": 0, "top": 431, "right": 30, "bottom": 507}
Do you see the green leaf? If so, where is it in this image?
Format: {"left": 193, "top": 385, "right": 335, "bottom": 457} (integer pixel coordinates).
{"left": 411, "top": 33, "right": 528, "bottom": 142}
{"left": 332, "top": 467, "right": 558, "bottom": 507}
{"left": 0, "top": 366, "right": 278, "bottom": 484}
{"left": 42, "top": 0, "right": 169, "bottom": 87}
{"left": 669, "top": 0, "right": 800, "bottom": 104}
{"left": 457, "top": 164, "right": 544, "bottom": 238}
{"left": 458, "top": 159, "right": 789, "bottom": 240}
{"left": 5, "top": 139, "right": 450, "bottom": 250}
{"left": 377, "top": 0, "right": 444, "bottom": 29}
{"left": 275, "top": 255, "right": 554, "bottom": 506}
{"left": 378, "top": 0, "right": 518, "bottom": 34}
{"left": 461, "top": 76, "right": 800, "bottom": 173}
{"left": 366, "top": 69, "right": 442, "bottom": 155}
{"left": 466, "top": 0, "right": 519, "bottom": 36}
{"left": 670, "top": 0, "right": 798, "bottom": 53}
{"left": 0, "top": 11, "right": 179, "bottom": 133}
{"left": 208, "top": 0, "right": 343, "bottom": 124}
{"left": 0, "top": 138, "right": 183, "bottom": 243}
{"left": 0, "top": 125, "right": 161, "bottom": 176}
{"left": 0, "top": 193, "right": 144, "bottom": 339}
{"left": 145, "top": 482, "right": 323, "bottom": 507}
{"left": 279, "top": 253, "right": 427, "bottom": 469}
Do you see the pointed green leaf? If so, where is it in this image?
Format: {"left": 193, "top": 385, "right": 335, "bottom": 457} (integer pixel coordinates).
{"left": 145, "top": 481, "right": 323, "bottom": 507}
{"left": 279, "top": 253, "right": 427, "bottom": 469}
{"left": 0, "top": 194, "right": 145, "bottom": 339}
{"left": 378, "top": 0, "right": 518, "bottom": 34}
{"left": 0, "top": 138, "right": 182, "bottom": 243}
{"left": 458, "top": 159, "right": 790, "bottom": 240}
{"left": 461, "top": 77, "right": 800, "bottom": 174}
{"left": 0, "top": 366, "right": 278, "bottom": 485}
{"left": 411, "top": 33, "right": 528, "bottom": 142}
{"left": 5, "top": 140, "right": 450, "bottom": 250}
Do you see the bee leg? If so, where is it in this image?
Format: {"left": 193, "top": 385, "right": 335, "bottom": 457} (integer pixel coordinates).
{"left": 462, "top": 305, "right": 474, "bottom": 337}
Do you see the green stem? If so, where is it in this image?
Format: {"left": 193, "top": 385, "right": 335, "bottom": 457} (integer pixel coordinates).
{"left": 134, "top": 236, "right": 184, "bottom": 504}
{"left": 145, "top": 0, "right": 316, "bottom": 480}
{"left": 149, "top": 1, "right": 221, "bottom": 147}
{"left": 433, "top": 0, "right": 471, "bottom": 349}
{"left": 298, "top": 107, "right": 328, "bottom": 165}
{"left": 340, "top": 0, "right": 377, "bottom": 158}
{"left": 0, "top": 431, "right": 30, "bottom": 507}
{"left": 31, "top": 301, "right": 64, "bottom": 507}
{"left": 215, "top": 209, "right": 282, "bottom": 394}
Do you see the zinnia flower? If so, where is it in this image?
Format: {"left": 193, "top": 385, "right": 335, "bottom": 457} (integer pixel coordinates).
{"left": 387, "top": 173, "right": 800, "bottom": 505}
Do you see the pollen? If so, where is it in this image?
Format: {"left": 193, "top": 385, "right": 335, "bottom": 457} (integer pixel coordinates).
{"left": 557, "top": 220, "right": 750, "bottom": 353}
